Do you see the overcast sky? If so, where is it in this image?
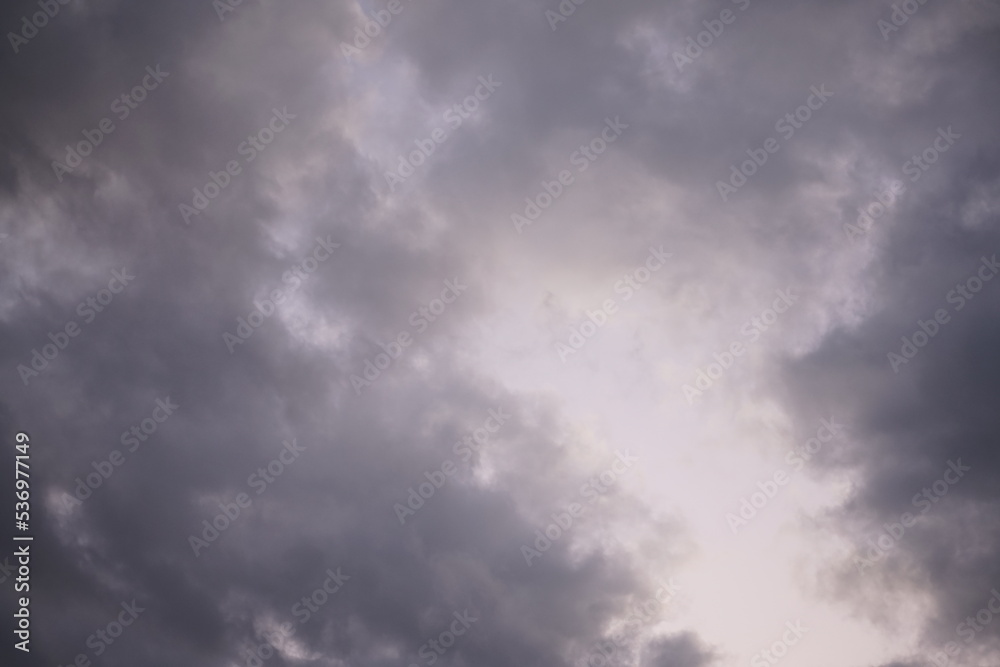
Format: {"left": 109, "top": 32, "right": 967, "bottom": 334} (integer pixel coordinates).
{"left": 2, "top": 1, "right": 1000, "bottom": 666}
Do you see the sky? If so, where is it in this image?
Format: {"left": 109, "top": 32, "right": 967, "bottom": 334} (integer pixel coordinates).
{"left": 2, "top": 0, "right": 1000, "bottom": 666}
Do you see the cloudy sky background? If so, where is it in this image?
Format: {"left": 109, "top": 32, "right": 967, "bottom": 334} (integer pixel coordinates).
{"left": 3, "top": 0, "right": 1000, "bottom": 665}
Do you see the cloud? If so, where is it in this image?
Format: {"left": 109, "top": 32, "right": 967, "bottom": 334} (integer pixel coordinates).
{"left": 2, "top": 0, "right": 1000, "bottom": 665}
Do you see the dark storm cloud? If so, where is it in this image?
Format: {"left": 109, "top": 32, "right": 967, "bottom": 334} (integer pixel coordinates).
{"left": 2, "top": 0, "right": 1000, "bottom": 665}
{"left": 1, "top": 1, "right": 690, "bottom": 666}
{"left": 770, "top": 4, "right": 1000, "bottom": 663}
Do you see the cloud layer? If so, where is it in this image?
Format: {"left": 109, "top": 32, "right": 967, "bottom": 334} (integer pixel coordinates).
{"left": 2, "top": 1, "right": 1000, "bottom": 666}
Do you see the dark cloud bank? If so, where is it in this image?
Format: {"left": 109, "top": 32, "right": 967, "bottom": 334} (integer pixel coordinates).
{"left": 1, "top": 1, "right": 999, "bottom": 666}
